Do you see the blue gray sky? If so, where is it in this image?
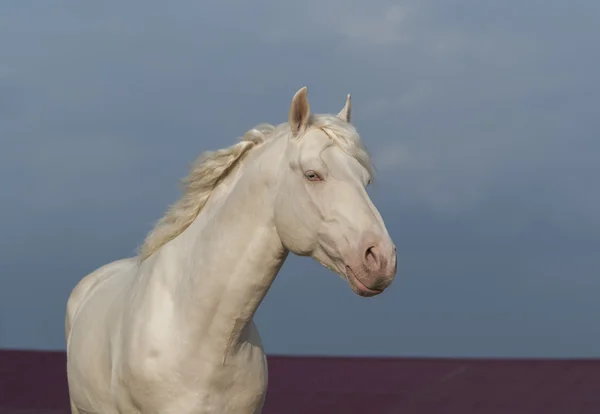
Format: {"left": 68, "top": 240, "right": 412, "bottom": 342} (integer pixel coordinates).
{"left": 1, "top": 1, "right": 599, "bottom": 357}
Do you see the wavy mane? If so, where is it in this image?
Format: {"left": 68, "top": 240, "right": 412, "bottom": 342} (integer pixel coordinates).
{"left": 138, "top": 115, "right": 372, "bottom": 260}
{"left": 138, "top": 123, "right": 275, "bottom": 260}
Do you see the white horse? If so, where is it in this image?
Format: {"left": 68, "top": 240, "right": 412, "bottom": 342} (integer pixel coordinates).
{"left": 65, "top": 87, "right": 397, "bottom": 414}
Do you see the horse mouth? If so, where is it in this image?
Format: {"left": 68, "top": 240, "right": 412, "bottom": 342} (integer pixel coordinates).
{"left": 345, "top": 266, "right": 383, "bottom": 297}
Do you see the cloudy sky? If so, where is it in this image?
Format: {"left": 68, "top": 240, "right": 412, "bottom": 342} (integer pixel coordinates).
{"left": 1, "top": 1, "right": 599, "bottom": 358}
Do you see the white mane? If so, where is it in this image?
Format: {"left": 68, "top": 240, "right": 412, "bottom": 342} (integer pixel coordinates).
{"left": 138, "top": 114, "right": 372, "bottom": 260}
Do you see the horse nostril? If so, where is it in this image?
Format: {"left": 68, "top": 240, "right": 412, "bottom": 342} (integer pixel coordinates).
{"left": 365, "top": 245, "right": 379, "bottom": 270}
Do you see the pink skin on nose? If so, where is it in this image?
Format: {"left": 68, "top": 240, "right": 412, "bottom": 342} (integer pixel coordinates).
{"left": 345, "top": 266, "right": 384, "bottom": 297}
{"left": 344, "top": 237, "right": 397, "bottom": 297}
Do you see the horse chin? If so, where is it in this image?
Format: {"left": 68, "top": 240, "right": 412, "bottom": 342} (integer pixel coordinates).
{"left": 311, "top": 249, "right": 383, "bottom": 297}
{"left": 344, "top": 266, "right": 384, "bottom": 298}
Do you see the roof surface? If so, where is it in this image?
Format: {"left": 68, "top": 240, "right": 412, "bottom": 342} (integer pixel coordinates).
{"left": 1, "top": 350, "right": 598, "bottom": 413}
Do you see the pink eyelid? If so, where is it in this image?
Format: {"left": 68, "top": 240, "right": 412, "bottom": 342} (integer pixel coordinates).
{"left": 305, "top": 170, "right": 323, "bottom": 181}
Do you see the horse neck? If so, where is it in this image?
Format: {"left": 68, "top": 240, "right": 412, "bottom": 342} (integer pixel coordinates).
{"left": 143, "top": 137, "right": 289, "bottom": 352}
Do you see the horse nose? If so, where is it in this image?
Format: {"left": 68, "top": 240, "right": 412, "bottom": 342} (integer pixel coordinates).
{"left": 364, "top": 243, "right": 397, "bottom": 276}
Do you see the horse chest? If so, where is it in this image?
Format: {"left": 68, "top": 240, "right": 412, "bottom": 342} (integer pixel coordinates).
{"left": 195, "top": 330, "right": 268, "bottom": 412}
{"left": 193, "top": 330, "right": 269, "bottom": 412}
{"left": 121, "top": 324, "right": 268, "bottom": 413}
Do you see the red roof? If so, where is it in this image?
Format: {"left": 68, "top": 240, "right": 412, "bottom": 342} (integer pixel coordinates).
{"left": 1, "top": 349, "right": 598, "bottom": 413}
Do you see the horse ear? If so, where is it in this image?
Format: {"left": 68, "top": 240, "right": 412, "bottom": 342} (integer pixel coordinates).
{"left": 289, "top": 86, "right": 310, "bottom": 136}
{"left": 337, "top": 93, "right": 352, "bottom": 123}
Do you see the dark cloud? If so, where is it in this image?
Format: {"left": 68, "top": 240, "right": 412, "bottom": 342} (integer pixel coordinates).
{"left": 1, "top": 1, "right": 599, "bottom": 356}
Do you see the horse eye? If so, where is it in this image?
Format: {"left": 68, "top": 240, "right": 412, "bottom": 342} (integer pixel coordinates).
{"left": 304, "top": 171, "right": 322, "bottom": 182}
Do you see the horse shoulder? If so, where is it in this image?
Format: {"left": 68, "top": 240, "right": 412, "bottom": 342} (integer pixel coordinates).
{"left": 65, "top": 257, "right": 138, "bottom": 340}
